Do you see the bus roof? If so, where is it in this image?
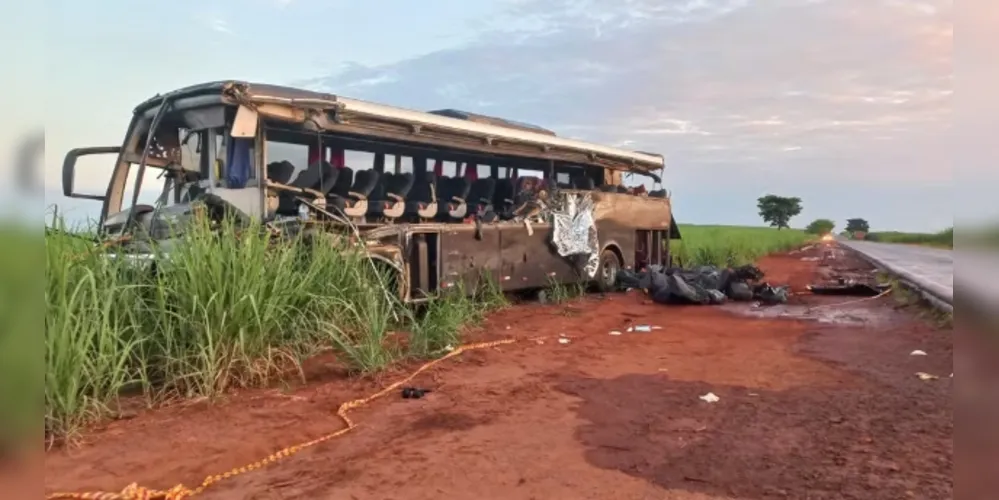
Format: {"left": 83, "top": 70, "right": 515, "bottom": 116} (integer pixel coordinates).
{"left": 135, "top": 81, "right": 666, "bottom": 173}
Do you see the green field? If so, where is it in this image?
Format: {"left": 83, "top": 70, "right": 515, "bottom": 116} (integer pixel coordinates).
{"left": 672, "top": 224, "right": 813, "bottom": 267}
{"left": 39, "top": 220, "right": 813, "bottom": 444}
{"left": 866, "top": 227, "right": 953, "bottom": 248}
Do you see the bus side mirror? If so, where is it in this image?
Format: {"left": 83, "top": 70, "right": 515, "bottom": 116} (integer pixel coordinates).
{"left": 62, "top": 146, "right": 121, "bottom": 201}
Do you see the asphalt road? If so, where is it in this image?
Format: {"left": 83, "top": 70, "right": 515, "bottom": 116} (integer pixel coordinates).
{"left": 838, "top": 240, "right": 954, "bottom": 304}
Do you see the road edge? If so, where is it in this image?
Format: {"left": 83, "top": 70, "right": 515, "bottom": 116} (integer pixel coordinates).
{"left": 837, "top": 242, "right": 954, "bottom": 314}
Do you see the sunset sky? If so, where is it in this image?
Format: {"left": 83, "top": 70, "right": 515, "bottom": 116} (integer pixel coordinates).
{"left": 24, "top": 0, "right": 974, "bottom": 232}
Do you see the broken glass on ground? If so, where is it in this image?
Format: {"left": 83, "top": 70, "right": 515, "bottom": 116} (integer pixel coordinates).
{"left": 615, "top": 264, "right": 790, "bottom": 306}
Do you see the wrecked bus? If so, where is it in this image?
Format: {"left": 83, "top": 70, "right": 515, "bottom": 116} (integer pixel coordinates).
{"left": 62, "top": 81, "right": 681, "bottom": 302}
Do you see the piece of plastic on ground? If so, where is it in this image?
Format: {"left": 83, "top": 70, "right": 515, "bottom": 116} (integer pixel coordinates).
{"left": 910, "top": 350, "right": 927, "bottom": 356}
{"left": 915, "top": 372, "right": 939, "bottom": 381}
{"left": 558, "top": 338, "right": 570, "bottom": 344}
{"left": 634, "top": 325, "right": 652, "bottom": 332}
{"left": 608, "top": 330, "right": 622, "bottom": 336}
{"left": 699, "top": 392, "right": 720, "bottom": 403}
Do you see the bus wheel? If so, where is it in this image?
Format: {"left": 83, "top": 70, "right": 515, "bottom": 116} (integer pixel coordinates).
{"left": 595, "top": 249, "right": 621, "bottom": 293}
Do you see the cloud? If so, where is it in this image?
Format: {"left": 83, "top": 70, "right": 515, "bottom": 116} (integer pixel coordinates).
{"left": 298, "top": 0, "right": 952, "bottom": 230}
{"left": 194, "top": 13, "right": 234, "bottom": 35}
{"left": 209, "top": 18, "right": 232, "bottom": 34}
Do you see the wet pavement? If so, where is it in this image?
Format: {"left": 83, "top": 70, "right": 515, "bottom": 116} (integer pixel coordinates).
{"left": 839, "top": 240, "right": 953, "bottom": 305}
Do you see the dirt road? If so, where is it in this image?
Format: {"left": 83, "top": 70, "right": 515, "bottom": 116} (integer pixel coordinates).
{"left": 45, "top": 242, "right": 953, "bottom": 500}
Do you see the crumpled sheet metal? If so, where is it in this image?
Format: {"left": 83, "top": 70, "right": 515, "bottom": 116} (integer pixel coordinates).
{"left": 549, "top": 192, "right": 600, "bottom": 278}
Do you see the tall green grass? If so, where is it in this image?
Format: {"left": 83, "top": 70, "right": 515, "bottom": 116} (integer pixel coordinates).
{"left": 867, "top": 227, "right": 953, "bottom": 248}
{"left": 44, "top": 214, "right": 504, "bottom": 444}
{"left": 45, "top": 217, "right": 812, "bottom": 443}
{"left": 671, "top": 224, "right": 813, "bottom": 268}
{"left": 1, "top": 222, "right": 44, "bottom": 456}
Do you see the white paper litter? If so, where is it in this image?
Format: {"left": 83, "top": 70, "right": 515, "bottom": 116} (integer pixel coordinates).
{"left": 915, "top": 372, "right": 938, "bottom": 381}
{"left": 608, "top": 330, "right": 622, "bottom": 336}
{"left": 699, "top": 392, "right": 720, "bottom": 403}
{"left": 910, "top": 350, "right": 927, "bottom": 356}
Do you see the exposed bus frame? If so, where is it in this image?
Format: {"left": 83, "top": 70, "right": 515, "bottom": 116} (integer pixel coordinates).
{"left": 66, "top": 80, "right": 679, "bottom": 303}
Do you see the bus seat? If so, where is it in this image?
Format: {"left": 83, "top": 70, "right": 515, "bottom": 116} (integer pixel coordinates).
{"left": 572, "top": 176, "right": 595, "bottom": 190}
{"left": 332, "top": 169, "right": 380, "bottom": 217}
{"left": 467, "top": 178, "right": 496, "bottom": 219}
{"left": 446, "top": 176, "right": 471, "bottom": 220}
{"left": 406, "top": 172, "right": 438, "bottom": 219}
{"left": 266, "top": 161, "right": 295, "bottom": 184}
{"left": 435, "top": 176, "right": 453, "bottom": 220}
{"left": 315, "top": 162, "right": 340, "bottom": 195}
{"left": 366, "top": 172, "right": 390, "bottom": 217}
{"left": 329, "top": 166, "right": 354, "bottom": 198}
{"left": 276, "top": 161, "right": 333, "bottom": 215}
{"left": 383, "top": 172, "right": 414, "bottom": 219}
{"left": 493, "top": 178, "right": 515, "bottom": 216}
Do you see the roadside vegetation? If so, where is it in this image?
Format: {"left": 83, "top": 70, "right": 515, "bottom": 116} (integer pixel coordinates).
{"left": 672, "top": 224, "right": 813, "bottom": 268}
{"left": 44, "top": 214, "right": 505, "bottom": 445}
{"left": 804, "top": 218, "right": 835, "bottom": 236}
{"left": 44, "top": 214, "right": 814, "bottom": 445}
{"left": 1, "top": 222, "right": 43, "bottom": 456}
{"left": 866, "top": 227, "right": 954, "bottom": 249}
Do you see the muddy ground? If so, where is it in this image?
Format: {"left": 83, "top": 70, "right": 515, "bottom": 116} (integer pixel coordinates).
{"left": 45, "top": 241, "right": 953, "bottom": 500}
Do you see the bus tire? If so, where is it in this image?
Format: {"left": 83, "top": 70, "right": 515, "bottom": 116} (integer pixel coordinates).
{"left": 595, "top": 248, "right": 621, "bottom": 293}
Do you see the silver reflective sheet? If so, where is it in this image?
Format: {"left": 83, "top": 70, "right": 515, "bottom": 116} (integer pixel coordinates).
{"left": 549, "top": 192, "right": 600, "bottom": 278}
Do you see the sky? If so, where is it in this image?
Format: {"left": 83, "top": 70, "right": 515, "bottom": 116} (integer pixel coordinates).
{"left": 13, "top": 0, "right": 979, "bottom": 232}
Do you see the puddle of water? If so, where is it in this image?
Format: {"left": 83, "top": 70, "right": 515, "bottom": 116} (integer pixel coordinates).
{"left": 721, "top": 303, "right": 891, "bottom": 326}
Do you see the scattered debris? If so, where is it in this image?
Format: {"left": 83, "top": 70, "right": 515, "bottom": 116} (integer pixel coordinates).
{"left": 633, "top": 325, "right": 652, "bottom": 332}
{"left": 699, "top": 392, "right": 720, "bottom": 403}
{"left": 808, "top": 278, "right": 890, "bottom": 297}
{"left": 401, "top": 387, "right": 431, "bottom": 399}
{"left": 801, "top": 257, "right": 820, "bottom": 261}
{"left": 608, "top": 330, "right": 622, "bottom": 336}
{"left": 444, "top": 344, "right": 455, "bottom": 352}
{"left": 915, "top": 372, "right": 939, "bottom": 381}
{"left": 558, "top": 337, "right": 571, "bottom": 345}
{"left": 910, "top": 350, "right": 927, "bottom": 356}
{"left": 616, "top": 264, "right": 790, "bottom": 306}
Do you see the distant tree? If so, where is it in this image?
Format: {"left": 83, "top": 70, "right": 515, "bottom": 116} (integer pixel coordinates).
{"left": 805, "top": 218, "right": 835, "bottom": 235}
{"left": 845, "top": 218, "right": 870, "bottom": 233}
{"left": 757, "top": 195, "right": 803, "bottom": 230}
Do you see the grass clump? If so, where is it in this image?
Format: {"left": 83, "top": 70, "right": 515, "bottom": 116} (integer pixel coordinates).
{"left": 44, "top": 212, "right": 496, "bottom": 444}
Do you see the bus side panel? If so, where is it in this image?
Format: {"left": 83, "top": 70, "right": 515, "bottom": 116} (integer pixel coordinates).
{"left": 498, "top": 223, "right": 576, "bottom": 290}
{"left": 589, "top": 191, "right": 671, "bottom": 270}
{"left": 594, "top": 221, "right": 637, "bottom": 270}
{"left": 439, "top": 224, "right": 502, "bottom": 293}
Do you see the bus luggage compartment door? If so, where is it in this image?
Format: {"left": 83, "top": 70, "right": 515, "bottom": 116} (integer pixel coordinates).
{"left": 499, "top": 223, "right": 576, "bottom": 290}
{"left": 439, "top": 224, "right": 502, "bottom": 293}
